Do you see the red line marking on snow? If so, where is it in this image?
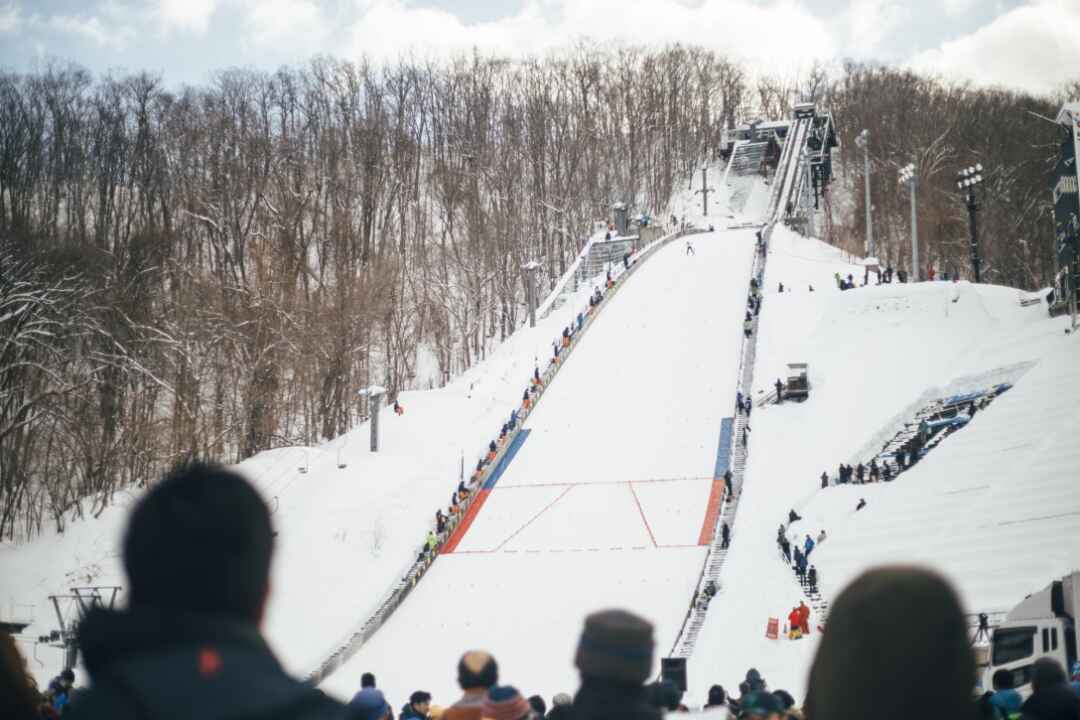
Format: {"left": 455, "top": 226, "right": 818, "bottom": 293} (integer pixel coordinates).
{"left": 492, "top": 476, "right": 711, "bottom": 490}
{"left": 493, "top": 485, "right": 575, "bottom": 552}
{"left": 441, "top": 488, "right": 490, "bottom": 554}
{"left": 698, "top": 478, "right": 726, "bottom": 545}
{"left": 628, "top": 482, "right": 658, "bottom": 548}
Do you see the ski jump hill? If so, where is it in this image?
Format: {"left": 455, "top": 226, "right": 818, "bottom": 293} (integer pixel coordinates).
{"left": 4, "top": 124, "right": 1079, "bottom": 706}
{"left": 321, "top": 224, "right": 759, "bottom": 703}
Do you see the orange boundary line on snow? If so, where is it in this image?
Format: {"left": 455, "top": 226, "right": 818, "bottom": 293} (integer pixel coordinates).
{"left": 697, "top": 478, "right": 726, "bottom": 545}
{"left": 440, "top": 489, "right": 490, "bottom": 555}
{"left": 492, "top": 485, "right": 575, "bottom": 552}
{"left": 628, "top": 481, "right": 658, "bottom": 548}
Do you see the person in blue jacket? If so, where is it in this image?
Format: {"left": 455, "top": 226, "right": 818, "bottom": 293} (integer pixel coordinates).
{"left": 804, "top": 534, "right": 815, "bottom": 557}
{"left": 989, "top": 669, "right": 1023, "bottom": 720}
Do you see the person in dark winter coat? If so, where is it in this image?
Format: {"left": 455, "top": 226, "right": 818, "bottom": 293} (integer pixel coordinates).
{"left": 883, "top": 463, "right": 893, "bottom": 481}
{"left": 65, "top": 462, "right": 353, "bottom": 720}
{"left": 780, "top": 537, "right": 791, "bottom": 562}
{"left": 723, "top": 469, "right": 734, "bottom": 498}
{"left": 789, "top": 509, "right": 802, "bottom": 523}
{"left": 721, "top": 522, "right": 731, "bottom": 548}
{"left": 805, "top": 567, "right": 978, "bottom": 720}
{"left": 807, "top": 565, "right": 818, "bottom": 594}
{"left": 744, "top": 398, "right": 752, "bottom": 417}
{"left": 821, "top": 471, "right": 829, "bottom": 489}
{"left": 856, "top": 463, "right": 865, "bottom": 484}
{"left": 402, "top": 692, "right": 433, "bottom": 720}
{"left": 1021, "top": 658, "right": 1080, "bottom": 720}
{"left": 570, "top": 610, "right": 663, "bottom": 720}
{"left": 775, "top": 378, "right": 784, "bottom": 404}
{"left": 856, "top": 498, "right": 867, "bottom": 511}
{"left": 704, "top": 685, "right": 729, "bottom": 711}
{"left": 736, "top": 392, "right": 744, "bottom": 415}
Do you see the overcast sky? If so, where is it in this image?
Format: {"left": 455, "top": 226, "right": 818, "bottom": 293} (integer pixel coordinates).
{"left": 0, "top": 0, "right": 1077, "bottom": 96}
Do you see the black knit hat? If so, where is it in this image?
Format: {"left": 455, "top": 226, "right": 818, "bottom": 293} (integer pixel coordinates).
{"left": 574, "top": 609, "right": 654, "bottom": 684}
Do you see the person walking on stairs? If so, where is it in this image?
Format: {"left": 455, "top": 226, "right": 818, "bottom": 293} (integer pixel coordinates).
{"left": 721, "top": 522, "right": 730, "bottom": 548}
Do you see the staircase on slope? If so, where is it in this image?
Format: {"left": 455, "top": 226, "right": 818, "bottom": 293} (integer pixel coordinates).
{"left": 669, "top": 109, "right": 818, "bottom": 659}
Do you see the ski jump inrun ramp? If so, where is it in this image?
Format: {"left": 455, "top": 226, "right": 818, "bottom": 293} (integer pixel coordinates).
{"left": 322, "top": 227, "right": 758, "bottom": 703}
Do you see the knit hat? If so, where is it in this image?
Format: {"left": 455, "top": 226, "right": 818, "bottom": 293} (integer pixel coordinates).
{"left": 574, "top": 609, "right": 654, "bottom": 684}
{"left": 482, "top": 686, "right": 532, "bottom": 720}
{"left": 707, "top": 685, "right": 727, "bottom": 706}
{"left": 551, "top": 693, "right": 572, "bottom": 708}
{"left": 350, "top": 688, "right": 390, "bottom": 720}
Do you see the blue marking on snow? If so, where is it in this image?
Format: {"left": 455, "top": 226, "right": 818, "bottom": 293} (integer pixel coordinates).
{"left": 484, "top": 430, "right": 530, "bottom": 490}
{"left": 714, "top": 417, "right": 734, "bottom": 478}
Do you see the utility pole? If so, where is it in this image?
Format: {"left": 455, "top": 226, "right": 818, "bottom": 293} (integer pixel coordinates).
{"left": 899, "top": 162, "right": 919, "bottom": 281}
{"left": 855, "top": 130, "right": 874, "bottom": 257}
{"left": 522, "top": 261, "right": 540, "bottom": 328}
{"left": 357, "top": 386, "right": 386, "bottom": 452}
{"left": 957, "top": 164, "right": 985, "bottom": 283}
{"left": 695, "top": 166, "right": 715, "bottom": 217}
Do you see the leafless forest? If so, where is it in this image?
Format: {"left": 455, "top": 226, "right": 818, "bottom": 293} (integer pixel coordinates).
{"left": 0, "top": 46, "right": 1070, "bottom": 540}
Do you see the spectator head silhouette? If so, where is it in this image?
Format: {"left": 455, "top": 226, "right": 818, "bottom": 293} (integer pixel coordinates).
{"left": 124, "top": 461, "right": 273, "bottom": 622}
{"left": 1, "top": 632, "right": 40, "bottom": 720}
{"left": 707, "top": 685, "right": 727, "bottom": 706}
{"left": 362, "top": 672, "right": 377, "bottom": 688}
{"left": 574, "top": 609, "right": 654, "bottom": 685}
{"left": 805, "top": 566, "right": 974, "bottom": 720}
{"left": 351, "top": 688, "right": 391, "bottom": 720}
{"left": 527, "top": 695, "right": 546, "bottom": 718}
{"left": 458, "top": 651, "right": 499, "bottom": 690}
{"left": 1030, "top": 657, "right": 1067, "bottom": 694}
{"left": 992, "top": 669, "right": 1015, "bottom": 691}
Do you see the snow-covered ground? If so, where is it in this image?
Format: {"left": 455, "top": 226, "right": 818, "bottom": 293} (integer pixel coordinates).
{"left": 321, "top": 227, "right": 757, "bottom": 705}
{"left": 0, "top": 274, "right": 606, "bottom": 688}
{"left": 688, "top": 225, "right": 1080, "bottom": 702}
{"left": 7, "top": 155, "right": 1079, "bottom": 716}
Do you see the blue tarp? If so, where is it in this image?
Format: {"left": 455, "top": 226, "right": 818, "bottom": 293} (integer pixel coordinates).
{"left": 714, "top": 417, "right": 734, "bottom": 477}
{"left": 483, "top": 430, "right": 530, "bottom": 490}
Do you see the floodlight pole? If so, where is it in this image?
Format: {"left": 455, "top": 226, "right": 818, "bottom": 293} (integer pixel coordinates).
{"left": 967, "top": 186, "right": 981, "bottom": 283}
{"left": 856, "top": 130, "right": 874, "bottom": 257}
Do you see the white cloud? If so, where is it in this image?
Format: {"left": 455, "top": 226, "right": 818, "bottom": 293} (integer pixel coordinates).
{"left": 158, "top": 0, "right": 218, "bottom": 34}
{"left": 907, "top": 0, "right": 1080, "bottom": 94}
{"left": 48, "top": 13, "right": 136, "bottom": 50}
{"left": 0, "top": 2, "right": 19, "bottom": 33}
{"left": 241, "top": 0, "right": 327, "bottom": 51}
{"left": 845, "top": 0, "right": 909, "bottom": 55}
{"left": 341, "top": 0, "right": 834, "bottom": 77}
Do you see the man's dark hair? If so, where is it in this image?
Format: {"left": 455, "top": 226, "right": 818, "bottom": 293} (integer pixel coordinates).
{"left": 1030, "top": 657, "right": 1067, "bottom": 694}
{"left": 362, "top": 673, "right": 377, "bottom": 688}
{"left": 410, "top": 691, "right": 432, "bottom": 705}
{"left": 528, "top": 695, "right": 546, "bottom": 718}
{"left": 992, "top": 669, "right": 1015, "bottom": 691}
{"left": 123, "top": 461, "right": 273, "bottom": 621}
{"left": 457, "top": 651, "right": 498, "bottom": 690}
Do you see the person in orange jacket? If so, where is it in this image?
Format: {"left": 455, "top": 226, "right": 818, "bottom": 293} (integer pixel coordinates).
{"left": 788, "top": 607, "right": 803, "bottom": 639}
{"left": 798, "top": 601, "right": 811, "bottom": 635}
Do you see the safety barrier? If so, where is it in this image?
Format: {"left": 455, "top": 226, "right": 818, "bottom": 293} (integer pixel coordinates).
{"left": 305, "top": 225, "right": 706, "bottom": 685}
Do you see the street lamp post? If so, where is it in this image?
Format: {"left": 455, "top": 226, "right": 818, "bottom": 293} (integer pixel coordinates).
{"left": 899, "top": 162, "right": 919, "bottom": 281}
{"left": 956, "top": 164, "right": 985, "bottom": 283}
{"left": 854, "top": 129, "right": 874, "bottom": 257}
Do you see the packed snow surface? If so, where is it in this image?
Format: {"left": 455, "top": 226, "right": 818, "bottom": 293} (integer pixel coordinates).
{"left": 322, "top": 228, "right": 757, "bottom": 704}
{"left": 688, "top": 225, "right": 1080, "bottom": 702}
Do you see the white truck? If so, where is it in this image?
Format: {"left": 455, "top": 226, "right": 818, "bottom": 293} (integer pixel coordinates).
{"left": 983, "top": 571, "right": 1079, "bottom": 695}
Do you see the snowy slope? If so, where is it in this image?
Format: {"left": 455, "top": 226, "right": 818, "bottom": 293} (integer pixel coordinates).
{"left": 0, "top": 278, "right": 604, "bottom": 687}
{"left": 321, "top": 228, "right": 757, "bottom": 705}
{"left": 688, "top": 225, "right": 1080, "bottom": 702}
